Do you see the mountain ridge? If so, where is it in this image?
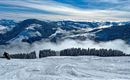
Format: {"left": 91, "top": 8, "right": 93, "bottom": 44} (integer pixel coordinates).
{"left": 0, "top": 19, "right": 130, "bottom": 45}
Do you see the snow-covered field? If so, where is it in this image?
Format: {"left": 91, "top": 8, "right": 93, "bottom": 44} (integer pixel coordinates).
{"left": 0, "top": 56, "right": 130, "bottom": 80}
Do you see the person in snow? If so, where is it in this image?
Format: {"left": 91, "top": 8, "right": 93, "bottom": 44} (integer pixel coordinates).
{"left": 3, "top": 52, "right": 11, "bottom": 60}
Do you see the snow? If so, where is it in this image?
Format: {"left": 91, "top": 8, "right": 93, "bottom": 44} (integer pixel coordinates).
{"left": 0, "top": 56, "right": 129, "bottom": 80}
{"left": 25, "top": 31, "right": 42, "bottom": 38}
{"left": 97, "top": 25, "right": 112, "bottom": 29}
{"left": 0, "top": 25, "right": 15, "bottom": 34}
{"left": 10, "top": 24, "right": 42, "bottom": 42}
{"left": 22, "top": 24, "right": 42, "bottom": 38}
{"left": 118, "top": 23, "right": 124, "bottom": 26}
{"left": 50, "top": 27, "right": 67, "bottom": 38}
{"left": 0, "top": 25, "right": 6, "bottom": 34}
{"left": 26, "top": 24, "right": 42, "bottom": 30}
{"left": 0, "top": 25, "right": 6, "bottom": 30}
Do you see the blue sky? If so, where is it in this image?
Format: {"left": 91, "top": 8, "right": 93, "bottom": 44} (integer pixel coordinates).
{"left": 0, "top": 0, "right": 130, "bottom": 21}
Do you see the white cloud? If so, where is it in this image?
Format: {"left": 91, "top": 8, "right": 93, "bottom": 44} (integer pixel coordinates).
{"left": 86, "top": 0, "right": 129, "bottom": 4}
{"left": 0, "top": 39, "right": 130, "bottom": 56}
{"left": 0, "top": 0, "right": 130, "bottom": 21}
{"left": 97, "top": 0, "right": 120, "bottom": 3}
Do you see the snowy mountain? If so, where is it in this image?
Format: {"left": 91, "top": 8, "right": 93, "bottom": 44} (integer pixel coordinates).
{"left": 0, "top": 19, "right": 16, "bottom": 34}
{"left": 0, "top": 19, "right": 130, "bottom": 45}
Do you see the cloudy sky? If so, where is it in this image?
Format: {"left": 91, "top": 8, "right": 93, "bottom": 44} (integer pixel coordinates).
{"left": 0, "top": 0, "right": 130, "bottom": 21}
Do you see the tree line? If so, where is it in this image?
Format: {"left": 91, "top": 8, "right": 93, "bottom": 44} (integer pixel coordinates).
{"left": 1, "top": 48, "right": 130, "bottom": 59}
{"left": 1, "top": 51, "right": 36, "bottom": 59}
{"left": 9, "top": 51, "right": 36, "bottom": 59}
{"left": 60, "top": 48, "right": 128, "bottom": 57}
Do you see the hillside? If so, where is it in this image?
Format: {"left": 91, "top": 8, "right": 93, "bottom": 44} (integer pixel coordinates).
{"left": 0, "top": 19, "right": 130, "bottom": 44}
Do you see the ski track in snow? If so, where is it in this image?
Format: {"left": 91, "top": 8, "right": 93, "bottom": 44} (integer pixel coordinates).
{"left": 0, "top": 56, "right": 130, "bottom": 80}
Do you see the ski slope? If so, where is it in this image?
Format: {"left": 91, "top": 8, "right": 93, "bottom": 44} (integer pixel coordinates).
{"left": 0, "top": 56, "right": 130, "bottom": 80}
